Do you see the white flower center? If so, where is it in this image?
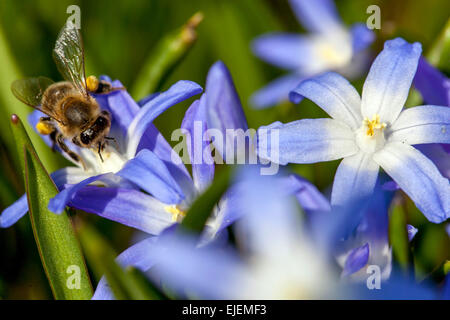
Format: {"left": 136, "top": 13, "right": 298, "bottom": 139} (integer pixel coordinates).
{"left": 355, "top": 114, "right": 387, "bottom": 154}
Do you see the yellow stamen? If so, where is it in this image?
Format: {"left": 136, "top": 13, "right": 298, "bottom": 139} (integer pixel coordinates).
{"left": 165, "top": 205, "right": 186, "bottom": 222}
{"left": 36, "top": 121, "right": 53, "bottom": 135}
{"left": 363, "top": 114, "right": 386, "bottom": 137}
{"left": 86, "top": 75, "right": 99, "bottom": 92}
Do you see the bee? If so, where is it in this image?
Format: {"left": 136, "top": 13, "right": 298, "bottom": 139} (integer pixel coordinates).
{"left": 11, "top": 23, "right": 120, "bottom": 167}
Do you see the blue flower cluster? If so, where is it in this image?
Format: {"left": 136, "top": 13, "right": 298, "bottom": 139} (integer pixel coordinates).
{"left": 1, "top": 0, "right": 449, "bottom": 300}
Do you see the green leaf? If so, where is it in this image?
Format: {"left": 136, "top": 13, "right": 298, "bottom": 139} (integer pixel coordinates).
{"left": 181, "top": 165, "right": 233, "bottom": 234}
{"left": 78, "top": 224, "right": 164, "bottom": 300}
{"left": 427, "top": 18, "right": 450, "bottom": 71}
{"left": 389, "top": 196, "right": 413, "bottom": 274}
{"left": 10, "top": 114, "right": 93, "bottom": 300}
{"left": 131, "top": 12, "right": 203, "bottom": 100}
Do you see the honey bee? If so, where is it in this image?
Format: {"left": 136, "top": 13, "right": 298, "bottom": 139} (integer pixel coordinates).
{"left": 11, "top": 23, "right": 120, "bottom": 167}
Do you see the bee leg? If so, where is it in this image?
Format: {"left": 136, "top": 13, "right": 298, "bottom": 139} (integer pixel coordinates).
{"left": 97, "top": 142, "right": 104, "bottom": 162}
{"left": 56, "top": 133, "right": 87, "bottom": 170}
{"left": 104, "top": 136, "right": 119, "bottom": 150}
{"left": 37, "top": 117, "right": 57, "bottom": 150}
{"left": 49, "top": 130, "right": 58, "bottom": 152}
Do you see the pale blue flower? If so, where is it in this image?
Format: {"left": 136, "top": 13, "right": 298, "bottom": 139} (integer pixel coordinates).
{"left": 251, "top": 0, "right": 374, "bottom": 108}
{"left": 257, "top": 38, "right": 450, "bottom": 223}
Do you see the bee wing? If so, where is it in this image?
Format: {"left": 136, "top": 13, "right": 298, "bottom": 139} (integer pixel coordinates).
{"left": 53, "top": 23, "right": 88, "bottom": 98}
{"left": 11, "top": 77, "right": 63, "bottom": 122}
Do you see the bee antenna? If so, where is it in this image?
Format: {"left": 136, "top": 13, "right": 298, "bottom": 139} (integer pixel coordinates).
{"left": 98, "top": 142, "right": 104, "bottom": 162}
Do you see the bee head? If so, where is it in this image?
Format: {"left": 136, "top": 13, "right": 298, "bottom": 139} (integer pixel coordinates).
{"left": 78, "top": 110, "right": 111, "bottom": 147}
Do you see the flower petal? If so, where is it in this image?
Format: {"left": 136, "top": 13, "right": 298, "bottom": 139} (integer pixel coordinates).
{"left": 288, "top": 0, "right": 342, "bottom": 33}
{"left": 342, "top": 243, "right": 370, "bottom": 276}
{"left": 136, "top": 123, "right": 194, "bottom": 198}
{"left": 205, "top": 61, "right": 248, "bottom": 132}
{"left": 279, "top": 174, "right": 331, "bottom": 211}
{"left": 350, "top": 23, "right": 375, "bottom": 54}
{"left": 152, "top": 232, "right": 249, "bottom": 299}
{"left": 92, "top": 237, "right": 159, "bottom": 300}
{"left": 0, "top": 194, "right": 28, "bottom": 228}
{"left": 126, "top": 80, "right": 202, "bottom": 157}
{"left": 389, "top": 105, "right": 450, "bottom": 145}
{"left": 407, "top": 224, "right": 418, "bottom": 241}
{"left": 181, "top": 97, "right": 214, "bottom": 192}
{"left": 373, "top": 142, "right": 450, "bottom": 223}
{"left": 48, "top": 173, "right": 123, "bottom": 214}
{"left": 257, "top": 119, "right": 358, "bottom": 165}
{"left": 413, "top": 57, "right": 450, "bottom": 107}
{"left": 69, "top": 186, "right": 172, "bottom": 234}
{"left": 251, "top": 33, "right": 315, "bottom": 70}
{"left": 250, "top": 74, "right": 305, "bottom": 109}
{"left": 361, "top": 38, "right": 422, "bottom": 124}
{"left": 290, "top": 72, "right": 362, "bottom": 129}
{"left": 116, "top": 149, "right": 184, "bottom": 204}
{"left": 331, "top": 152, "right": 380, "bottom": 206}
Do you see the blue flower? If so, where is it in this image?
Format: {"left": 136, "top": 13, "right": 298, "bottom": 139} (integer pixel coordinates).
{"left": 251, "top": 0, "right": 374, "bottom": 108}
{"left": 0, "top": 78, "right": 202, "bottom": 232}
{"left": 92, "top": 62, "right": 330, "bottom": 299}
{"left": 101, "top": 168, "right": 437, "bottom": 300}
{"left": 94, "top": 167, "right": 338, "bottom": 299}
{"left": 257, "top": 38, "right": 450, "bottom": 223}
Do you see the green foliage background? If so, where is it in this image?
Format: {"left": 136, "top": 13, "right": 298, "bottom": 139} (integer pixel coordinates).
{"left": 0, "top": 0, "right": 448, "bottom": 299}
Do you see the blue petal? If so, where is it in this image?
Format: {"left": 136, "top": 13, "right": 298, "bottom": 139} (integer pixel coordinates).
{"left": 48, "top": 173, "right": 117, "bottom": 214}
{"left": 68, "top": 186, "right": 172, "bottom": 234}
{"left": 331, "top": 152, "right": 380, "bottom": 206}
{"left": 288, "top": 0, "right": 342, "bottom": 33}
{"left": 279, "top": 174, "right": 331, "bottom": 211}
{"left": 0, "top": 194, "right": 28, "bottom": 228}
{"left": 136, "top": 122, "right": 195, "bottom": 200}
{"left": 361, "top": 38, "right": 422, "bottom": 124}
{"left": 350, "top": 23, "right": 375, "bottom": 54}
{"left": 290, "top": 72, "right": 362, "bottom": 129}
{"left": 407, "top": 224, "right": 418, "bottom": 241}
{"left": 342, "top": 243, "right": 370, "bottom": 276}
{"left": 389, "top": 105, "right": 450, "bottom": 145}
{"left": 181, "top": 97, "right": 214, "bottom": 192}
{"left": 373, "top": 142, "right": 450, "bottom": 223}
{"left": 92, "top": 237, "right": 159, "bottom": 300}
{"left": 413, "top": 57, "right": 450, "bottom": 107}
{"left": 126, "top": 80, "right": 203, "bottom": 157}
{"left": 205, "top": 61, "right": 248, "bottom": 132}
{"left": 250, "top": 74, "right": 304, "bottom": 109}
{"left": 116, "top": 149, "right": 184, "bottom": 204}
{"left": 416, "top": 144, "right": 450, "bottom": 179}
{"left": 137, "top": 93, "right": 160, "bottom": 107}
{"left": 257, "top": 119, "right": 358, "bottom": 165}
{"left": 251, "top": 33, "right": 315, "bottom": 70}
{"left": 151, "top": 232, "right": 248, "bottom": 299}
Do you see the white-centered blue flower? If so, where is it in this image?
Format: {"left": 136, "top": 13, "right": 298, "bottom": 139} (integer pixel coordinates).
{"left": 257, "top": 38, "right": 450, "bottom": 223}
{"left": 250, "top": 0, "right": 374, "bottom": 108}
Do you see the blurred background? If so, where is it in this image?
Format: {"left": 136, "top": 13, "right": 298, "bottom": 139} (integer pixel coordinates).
{"left": 0, "top": 0, "right": 448, "bottom": 299}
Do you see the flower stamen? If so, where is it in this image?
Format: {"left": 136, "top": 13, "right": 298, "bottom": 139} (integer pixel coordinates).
{"left": 165, "top": 205, "right": 186, "bottom": 222}
{"left": 363, "top": 114, "right": 386, "bottom": 137}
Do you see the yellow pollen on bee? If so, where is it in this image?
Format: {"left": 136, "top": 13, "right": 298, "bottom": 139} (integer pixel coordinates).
{"left": 86, "top": 75, "right": 99, "bottom": 92}
{"left": 36, "top": 121, "right": 53, "bottom": 135}
{"left": 363, "top": 114, "right": 386, "bottom": 137}
{"left": 164, "top": 205, "right": 186, "bottom": 222}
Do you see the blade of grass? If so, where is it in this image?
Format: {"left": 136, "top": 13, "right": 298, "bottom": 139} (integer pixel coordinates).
{"left": 11, "top": 114, "right": 92, "bottom": 300}
{"left": 389, "top": 195, "right": 413, "bottom": 275}
{"left": 78, "top": 223, "right": 164, "bottom": 300}
{"left": 131, "top": 12, "right": 203, "bottom": 100}
{"left": 427, "top": 18, "right": 450, "bottom": 71}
